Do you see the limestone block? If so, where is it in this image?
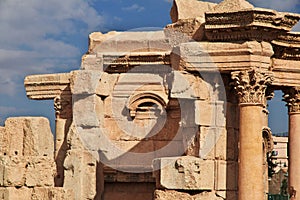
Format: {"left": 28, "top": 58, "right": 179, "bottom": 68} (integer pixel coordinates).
{"left": 169, "top": 72, "right": 209, "bottom": 100}
{"left": 89, "top": 31, "right": 171, "bottom": 53}
{"left": 199, "top": 127, "right": 228, "bottom": 160}
{"left": 25, "top": 157, "right": 55, "bottom": 187}
{"left": 0, "top": 156, "right": 55, "bottom": 187}
{"left": 64, "top": 149, "right": 97, "bottom": 200}
{"left": 71, "top": 70, "right": 103, "bottom": 95}
{"left": 3, "top": 118, "right": 24, "bottom": 156}
{"left": 0, "top": 187, "right": 32, "bottom": 200}
{"left": 215, "top": 160, "right": 238, "bottom": 191}
{"left": 0, "top": 127, "right": 5, "bottom": 155}
{"left": 2, "top": 117, "right": 54, "bottom": 157}
{"left": 0, "top": 156, "right": 26, "bottom": 187}
{"left": 214, "top": 128, "right": 227, "bottom": 160}
{"left": 170, "top": 0, "right": 216, "bottom": 23}
{"left": 32, "top": 187, "right": 74, "bottom": 200}
{"left": 81, "top": 54, "right": 104, "bottom": 71}
{"left": 165, "top": 18, "right": 207, "bottom": 42}
{"left": 96, "top": 73, "right": 118, "bottom": 97}
{"left": 154, "top": 190, "right": 222, "bottom": 200}
{"left": 195, "top": 100, "right": 215, "bottom": 126}
{"left": 73, "top": 94, "right": 101, "bottom": 128}
{"left": 213, "top": 0, "right": 254, "bottom": 12}
{"left": 88, "top": 31, "right": 119, "bottom": 53}
{"left": 153, "top": 156, "right": 214, "bottom": 190}
{"left": 22, "top": 117, "right": 54, "bottom": 157}
{"left": 216, "top": 101, "right": 226, "bottom": 127}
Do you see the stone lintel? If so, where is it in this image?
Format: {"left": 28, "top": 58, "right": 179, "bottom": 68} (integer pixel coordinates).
{"left": 24, "top": 73, "right": 71, "bottom": 100}
{"left": 171, "top": 41, "right": 273, "bottom": 72}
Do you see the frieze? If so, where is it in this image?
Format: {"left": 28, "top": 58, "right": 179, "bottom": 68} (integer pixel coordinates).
{"left": 102, "top": 53, "right": 171, "bottom": 73}
{"left": 231, "top": 69, "right": 273, "bottom": 105}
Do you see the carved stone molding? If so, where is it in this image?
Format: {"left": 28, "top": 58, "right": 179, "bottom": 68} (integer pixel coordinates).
{"left": 262, "top": 127, "right": 274, "bottom": 153}
{"left": 231, "top": 69, "right": 273, "bottom": 105}
{"left": 54, "top": 95, "right": 72, "bottom": 119}
{"left": 283, "top": 87, "right": 300, "bottom": 113}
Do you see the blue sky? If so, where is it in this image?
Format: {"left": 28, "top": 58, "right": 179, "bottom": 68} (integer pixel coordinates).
{"left": 0, "top": 0, "right": 299, "bottom": 133}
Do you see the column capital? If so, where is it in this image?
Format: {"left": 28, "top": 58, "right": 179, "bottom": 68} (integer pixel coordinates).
{"left": 231, "top": 69, "right": 273, "bottom": 105}
{"left": 54, "top": 95, "right": 72, "bottom": 119}
{"left": 283, "top": 87, "right": 300, "bottom": 113}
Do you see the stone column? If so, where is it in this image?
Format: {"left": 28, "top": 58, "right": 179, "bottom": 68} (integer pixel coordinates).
{"left": 54, "top": 95, "right": 72, "bottom": 187}
{"left": 283, "top": 87, "right": 300, "bottom": 200}
{"left": 231, "top": 70, "right": 273, "bottom": 200}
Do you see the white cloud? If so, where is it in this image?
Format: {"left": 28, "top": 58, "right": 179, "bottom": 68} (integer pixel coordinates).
{"left": 122, "top": 4, "right": 145, "bottom": 12}
{"left": 0, "top": 0, "right": 104, "bottom": 96}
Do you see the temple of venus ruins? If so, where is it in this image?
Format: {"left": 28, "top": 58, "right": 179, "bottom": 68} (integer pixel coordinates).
{"left": 1, "top": 0, "right": 300, "bottom": 199}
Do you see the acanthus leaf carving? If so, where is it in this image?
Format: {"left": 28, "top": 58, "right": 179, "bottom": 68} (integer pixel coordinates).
{"left": 283, "top": 87, "right": 300, "bottom": 113}
{"left": 231, "top": 69, "right": 273, "bottom": 105}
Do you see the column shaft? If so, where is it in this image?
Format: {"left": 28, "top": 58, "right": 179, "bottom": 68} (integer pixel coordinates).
{"left": 289, "top": 113, "right": 300, "bottom": 200}
{"left": 239, "top": 105, "right": 264, "bottom": 200}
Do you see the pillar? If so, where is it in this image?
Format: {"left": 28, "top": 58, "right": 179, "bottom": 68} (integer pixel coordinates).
{"left": 283, "top": 87, "right": 300, "bottom": 200}
{"left": 54, "top": 95, "right": 72, "bottom": 187}
{"left": 231, "top": 70, "right": 273, "bottom": 200}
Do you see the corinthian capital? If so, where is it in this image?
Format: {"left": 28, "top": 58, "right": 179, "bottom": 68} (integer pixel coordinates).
{"left": 283, "top": 87, "right": 300, "bottom": 113}
{"left": 231, "top": 70, "right": 273, "bottom": 105}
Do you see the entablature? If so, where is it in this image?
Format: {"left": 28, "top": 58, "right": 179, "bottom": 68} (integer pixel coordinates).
{"left": 24, "top": 73, "right": 71, "bottom": 100}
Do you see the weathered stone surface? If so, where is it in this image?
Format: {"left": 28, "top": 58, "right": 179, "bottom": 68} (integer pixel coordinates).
{"left": 153, "top": 156, "right": 214, "bottom": 190}
{"left": 0, "top": 156, "right": 55, "bottom": 187}
{"left": 32, "top": 187, "right": 74, "bottom": 200}
{"left": 169, "top": 71, "right": 209, "bottom": 100}
{"left": 24, "top": 73, "right": 71, "bottom": 100}
{"left": 170, "top": 41, "right": 273, "bottom": 72}
{"left": 170, "top": 0, "right": 216, "bottom": 23}
{"left": 71, "top": 70, "right": 103, "bottom": 95}
{"left": 1, "top": 117, "right": 54, "bottom": 157}
{"left": 88, "top": 31, "right": 171, "bottom": 54}
{"left": 154, "top": 190, "right": 223, "bottom": 200}
{"left": 63, "top": 149, "right": 97, "bottom": 200}
{"left": 165, "top": 18, "right": 205, "bottom": 42}
{"left": 72, "top": 94, "right": 101, "bottom": 128}
{"left": 25, "top": 157, "right": 56, "bottom": 187}
{"left": 215, "top": 160, "right": 238, "bottom": 191}
{"left": 0, "top": 187, "right": 32, "bottom": 200}
{"left": 213, "top": 0, "right": 254, "bottom": 12}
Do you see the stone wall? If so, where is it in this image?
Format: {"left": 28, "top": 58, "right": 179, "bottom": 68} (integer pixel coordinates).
{"left": 0, "top": 117, "right": 74, "bottom": 200}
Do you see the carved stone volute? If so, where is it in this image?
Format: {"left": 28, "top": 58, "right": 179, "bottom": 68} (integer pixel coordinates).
{"left": 54, "top": 95, "right": 72, "bottom": 119}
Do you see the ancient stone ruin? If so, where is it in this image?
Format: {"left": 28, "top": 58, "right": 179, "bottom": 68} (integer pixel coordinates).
{"left": 2, "top": 0, "right": 300, "bottom": 199}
